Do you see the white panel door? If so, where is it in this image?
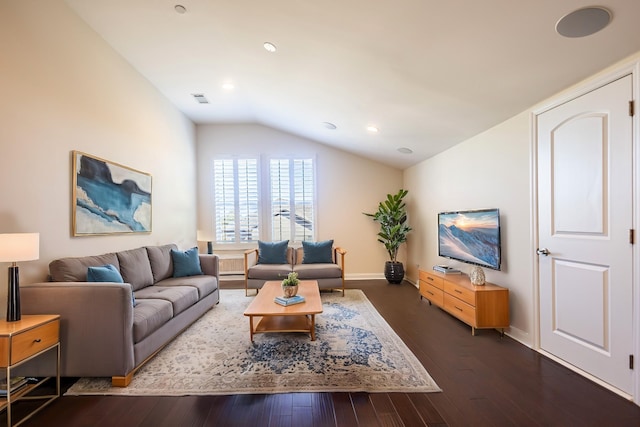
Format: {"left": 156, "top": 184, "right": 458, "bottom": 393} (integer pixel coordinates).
{"left": 537, "top": 75, "right": 633, "bottom": 394}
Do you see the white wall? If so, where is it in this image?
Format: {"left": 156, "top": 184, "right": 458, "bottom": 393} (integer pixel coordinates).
{"left": 404, "top": 113, "right": 532, "bottom": 342}
{"left": 406, "top": 50, "right": 640, "bottom": 348}
{"left": 196, "top": 123, "right": 403, "bottom": 276}
{"left": 0, "top": 2, "right": 197, "bottom": 309}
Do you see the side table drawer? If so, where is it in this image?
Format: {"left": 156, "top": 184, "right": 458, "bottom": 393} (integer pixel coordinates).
{"left": 11, "top": 320, "right": 59, "bottom": 365}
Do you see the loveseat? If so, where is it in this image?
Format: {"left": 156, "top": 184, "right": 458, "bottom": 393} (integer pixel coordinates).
{"left": 21, "top": 244, "right": 219, "bottom": 387}
{"left": 244, "top": 240, "right": 346, "bottom": 296}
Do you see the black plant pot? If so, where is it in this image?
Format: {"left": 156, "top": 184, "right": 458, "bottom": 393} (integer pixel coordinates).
{"left": 384, "top": 261, "right": 405, "bottom": 284}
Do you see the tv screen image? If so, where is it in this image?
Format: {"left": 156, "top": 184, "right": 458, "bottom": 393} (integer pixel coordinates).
{"left": 438, "top": 208, "right": 501, "bottom": 270}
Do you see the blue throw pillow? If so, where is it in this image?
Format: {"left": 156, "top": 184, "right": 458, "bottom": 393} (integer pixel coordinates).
{"left": 87, "top": 264, "right": 136, "bottom": 306}
{"left": 258, "top": 240, "right": 289, "bottom": 264}
{"left": 302, "top": 240, "right": 334, "bottom": 264}
{"left": 171, "top": 247, "right": 203, "bottom": 277}
{"left": 87, "top": 264, "right": 124, "bottom": 283}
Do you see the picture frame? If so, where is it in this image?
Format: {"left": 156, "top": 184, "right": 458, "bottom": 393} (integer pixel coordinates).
{"left": 72, "top": 151, "right": 152, "bottom": 236}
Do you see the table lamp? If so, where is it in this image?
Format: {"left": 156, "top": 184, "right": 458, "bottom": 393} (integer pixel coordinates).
{"left": 0, "top": 233, "right": 39, "bottom": 322}
{"left": 196, "top": 230, "right": 213, "bottom": 254}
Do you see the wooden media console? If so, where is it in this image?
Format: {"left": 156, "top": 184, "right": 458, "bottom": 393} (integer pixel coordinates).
{"left": 419, "top": 269, "right": 509, "bottom": 335}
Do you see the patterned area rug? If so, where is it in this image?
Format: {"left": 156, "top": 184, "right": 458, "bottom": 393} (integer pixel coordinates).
{"left": 66, "top": 289, "right": 441, "bottom": 396}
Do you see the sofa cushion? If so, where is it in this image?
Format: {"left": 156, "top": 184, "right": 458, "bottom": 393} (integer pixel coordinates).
{"left": 135, "top": 285, "right": 199, "bottom": 316}
{"left": 293, "top": 263, "right": 342, "bottom": 279}
{"left": 146, "top": 244, "right": 178, "bottom": 282}
{"left": 49, "top": 253, "right": 120, "bottom": 282}
{"left": 171, "top": 247, "right": 203, "bottom": 277}
{"left": 247, "top": 263, "right": 292, "bottom": 280}
{"left": 117, "top": 247, "right": 154, "bottom": 291}
{"left": 132, "top": 299, "right": 173, "bottom": 343}
{"left": 158, "top": 275, "right": 218, "bottom": 299}
{"left": 258, "top": 240, "right": 289, "bottom": 264}
{"left": 86, "top": 264, "right": 123, "bottom": 283}
{"left": 302, "top": 240, "right": 334, "bottom": 264}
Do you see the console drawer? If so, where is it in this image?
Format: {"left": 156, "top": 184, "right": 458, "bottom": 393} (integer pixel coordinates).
{"left": 419, "top": 281, "right": 444, "bottom": 307}
{"left": 444, "top": 293, "right": 476, "bottom": 326}
{"left": 419, "top": 270, "right": 444, "bottom": 290}
{"left": 444, "top": 281, "right": 476, "bottom": 306}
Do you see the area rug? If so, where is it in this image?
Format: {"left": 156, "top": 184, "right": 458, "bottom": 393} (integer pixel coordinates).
{"left": 66, "top": 289, "right": 441, "bottom": 396}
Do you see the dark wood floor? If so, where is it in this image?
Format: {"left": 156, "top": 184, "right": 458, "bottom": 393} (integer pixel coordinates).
{"left": 9, "top": 279, "right": 640, "bottom": 427}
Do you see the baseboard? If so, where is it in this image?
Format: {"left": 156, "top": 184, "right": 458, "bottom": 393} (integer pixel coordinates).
{"left": 345, "top": 273, "right": 385, "bottom": 280}
{"left": 502, "top": 325, "right": 530, "bottom": 347}
{"left": 220, "top": 275, "right": 244, "bottom": 281}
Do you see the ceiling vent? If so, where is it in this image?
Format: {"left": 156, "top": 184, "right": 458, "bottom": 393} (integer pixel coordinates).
{"left": 192, "top": 93, "right": 209, "bottom": 104}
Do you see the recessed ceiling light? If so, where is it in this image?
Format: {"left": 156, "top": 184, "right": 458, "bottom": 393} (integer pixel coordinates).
{"left": 322, "top": 122, "right": 337, "bottom": 130}
{"left": 174, "top": 5, "right": 187, "bottom": 14}
{"left": 366, "top": 125, "right": 379, "bottom": 133}
{"left": 397, "top": 147, "right": 413, "bottom": 154}
{"left": 556, "top": 7, "right": 611, "bottom": 38}
{"left": 263, "top": 42, "right": 277, "bottom": 53}
{"left": 222, "top": 82, "right": 235, "bottom": 91}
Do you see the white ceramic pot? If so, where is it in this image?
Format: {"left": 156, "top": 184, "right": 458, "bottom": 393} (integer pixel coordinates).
{"left": 469, "top": 266, "right": 486, "bottom": 285}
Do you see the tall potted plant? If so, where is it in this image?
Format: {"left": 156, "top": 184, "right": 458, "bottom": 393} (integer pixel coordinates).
{"left": 363, "top": 189, "right": 412, "bottom": 284}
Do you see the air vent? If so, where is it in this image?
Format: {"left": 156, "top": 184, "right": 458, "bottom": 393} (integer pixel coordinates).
{"left": 192, "top": 93, "right": 209, "bottom": 104}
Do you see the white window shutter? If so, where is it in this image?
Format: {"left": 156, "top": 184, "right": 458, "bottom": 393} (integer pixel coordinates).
{"left": 213, "top": 159, "right": 259, "bottom": 243}
{"left": 270, "top": 158, "right": 315, "bottom": 242}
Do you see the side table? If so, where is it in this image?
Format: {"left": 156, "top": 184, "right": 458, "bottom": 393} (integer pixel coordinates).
{"left": 0, "top": 314, "right": 60, "bottom": 427}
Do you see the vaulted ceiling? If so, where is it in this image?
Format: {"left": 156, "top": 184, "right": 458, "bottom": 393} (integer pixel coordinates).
{"left": 65, "top": 0, "right": 640, "bottom": 169}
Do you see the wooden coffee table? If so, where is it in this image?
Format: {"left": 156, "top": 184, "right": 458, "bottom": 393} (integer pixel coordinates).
{"left": 243, "top": 280, "right": 323, "bottom": 342}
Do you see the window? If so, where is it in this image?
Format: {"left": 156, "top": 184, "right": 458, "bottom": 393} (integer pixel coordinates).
{"left": 213, "top": 159, "right": 259, "bottom": 242}
{"left": 212, "top": 157, "right": 315, "bottom": 244}
{"left": 270, "top": 158, "right": 315, "bottom": 242}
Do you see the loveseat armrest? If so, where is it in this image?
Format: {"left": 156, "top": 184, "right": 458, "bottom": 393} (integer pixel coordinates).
{"left": 335, "top": 247, "right": 347, "bottom": 276}
{"left": 20, "top": 281, "right": 135, "bottom": 378}
{"left": 244, "top": 248, "right": 259, "bottom": 296}
{"left": 244, "top": 248, "right": 259, "bottom": 270}
{"left": 199, "top": 254, "right": 220, "bottom": 281}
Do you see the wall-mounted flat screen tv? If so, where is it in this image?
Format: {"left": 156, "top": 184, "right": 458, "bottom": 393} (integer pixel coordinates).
{"left": 438, "top": 208, "right": 501, "bottom": 270}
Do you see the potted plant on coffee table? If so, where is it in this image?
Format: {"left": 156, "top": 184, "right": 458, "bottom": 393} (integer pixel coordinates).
{"left": 281, "top": 272, "right": 300, "bottom": 297}
{"left": 363, "top": 189, "right": 412, "bottom": 284}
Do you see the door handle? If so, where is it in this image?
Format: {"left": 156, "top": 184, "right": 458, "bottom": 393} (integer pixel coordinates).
{"left": 536, "top": 248, "right": 550, "bottom": 256}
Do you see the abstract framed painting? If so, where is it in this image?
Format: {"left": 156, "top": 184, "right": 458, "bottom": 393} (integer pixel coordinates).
{"left": 72, "top": 151, "right": 152, "bottom": 236}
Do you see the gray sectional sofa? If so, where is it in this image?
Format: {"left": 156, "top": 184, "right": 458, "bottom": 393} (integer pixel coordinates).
{"left": 244, "top": 243, "right": 346, "bottom": 296}
{"left": 21, "top": 244, "right": 219, "bottom": 387}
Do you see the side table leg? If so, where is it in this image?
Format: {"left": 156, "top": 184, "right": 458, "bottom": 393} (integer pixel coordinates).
{"left": 6, "top": 365, "right": 11, "bottom": 427}
{"left": 249, "top": 316, "right": 254, "bottom": 342}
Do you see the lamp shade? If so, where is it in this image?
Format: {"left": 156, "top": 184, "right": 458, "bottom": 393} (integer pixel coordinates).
{"left": 196, "top": 230, "right": 213, "bottom": 242}
{"left": 0, "top": 233, "right": 40, "bottom": 262}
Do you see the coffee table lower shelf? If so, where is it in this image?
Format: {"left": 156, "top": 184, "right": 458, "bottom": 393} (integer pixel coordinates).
{"left": 248, "top": 314, "right": 317, "bottom": 342}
